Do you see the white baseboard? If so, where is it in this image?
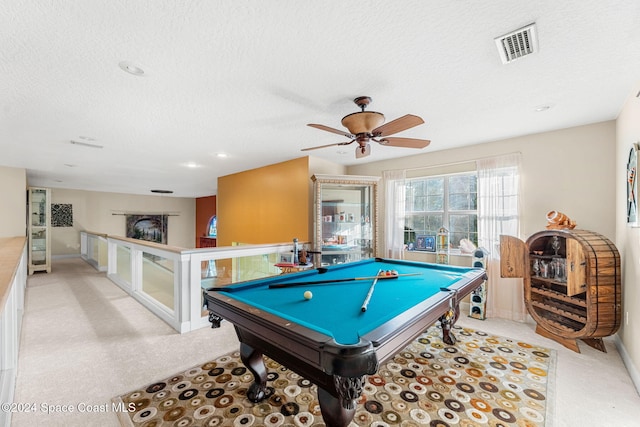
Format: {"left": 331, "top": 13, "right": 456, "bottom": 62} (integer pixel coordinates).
{"left": 615, "top": 334, "right": 640, "bottom": 396}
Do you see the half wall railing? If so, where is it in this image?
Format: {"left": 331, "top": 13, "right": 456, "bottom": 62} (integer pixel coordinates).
{"left": 80, "top": 232, "right": 301, "bottom": 333}
{"left": 0, "top": 237, "right": 27, "bottom": 427}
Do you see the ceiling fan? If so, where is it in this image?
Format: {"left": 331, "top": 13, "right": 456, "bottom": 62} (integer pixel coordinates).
{"left": 302, "top": 96, "right": 431, "bottom": 158}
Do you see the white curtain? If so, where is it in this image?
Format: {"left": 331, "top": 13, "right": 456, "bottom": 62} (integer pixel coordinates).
{"left": 382, "top": 170, "right": 406, "bottom": 259}
{"left": 477, "top": 153, "right": 527, "bottom": 321}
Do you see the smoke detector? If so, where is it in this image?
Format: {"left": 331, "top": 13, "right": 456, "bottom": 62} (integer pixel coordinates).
{"left": 495, "top": 23, "right": 538, "bottom": 64}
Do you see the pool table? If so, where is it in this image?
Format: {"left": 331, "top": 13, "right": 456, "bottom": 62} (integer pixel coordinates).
{"left": 203, "top": 258, "right": 486, "bottom": 427}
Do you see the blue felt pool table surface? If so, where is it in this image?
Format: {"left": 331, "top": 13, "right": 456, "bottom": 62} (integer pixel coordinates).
{"left": 216, "top": 258, "right": 481, "bottom": 345}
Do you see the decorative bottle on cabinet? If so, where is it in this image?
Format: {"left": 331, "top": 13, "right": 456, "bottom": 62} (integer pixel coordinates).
{"left": 28, "top": 187, "right": 51, "bottom": 274}
{"left": 436, "top": 227, "right": 449, "bottom": 264}
{"left": 500, "top": 229, "right": 621, "bottom": 353}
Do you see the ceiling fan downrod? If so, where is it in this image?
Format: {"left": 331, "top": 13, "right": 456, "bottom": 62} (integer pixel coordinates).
{"left": 353, "top": 96, "right": 372, "bottom": 111}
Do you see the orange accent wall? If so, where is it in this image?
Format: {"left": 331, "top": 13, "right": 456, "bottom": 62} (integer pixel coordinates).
{"left": 195, "top": 195, "right": 216, "bottom": 247}
{"left": 217, "top": 157, "right": 310, "bottom": 246}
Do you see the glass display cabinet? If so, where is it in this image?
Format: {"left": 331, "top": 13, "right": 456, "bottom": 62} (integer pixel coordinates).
{"left": 28, "top": 187, "right": 51, "bottom": 274}
{"left": 311, "top": 174, "right": 380, "bottom": 266}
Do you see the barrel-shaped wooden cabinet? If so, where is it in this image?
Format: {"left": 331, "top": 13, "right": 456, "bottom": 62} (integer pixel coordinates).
{"left": 500, "top": 229, "right": 621, "bottom": 353}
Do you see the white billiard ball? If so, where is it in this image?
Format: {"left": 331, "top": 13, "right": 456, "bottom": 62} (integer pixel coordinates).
{"left": 303, "top": 290, "right": 313, "bottom": 300}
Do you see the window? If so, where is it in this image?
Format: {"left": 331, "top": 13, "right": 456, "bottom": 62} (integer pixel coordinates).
{"left": 404, "top": 173, "right": 478, "bottom": 249}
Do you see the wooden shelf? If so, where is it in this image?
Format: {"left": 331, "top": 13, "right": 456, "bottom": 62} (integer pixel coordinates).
{"left": 531, "top": 275, "right": 565, "bottom": 286}
{"left": 530, "top": 300, "right": 587, "bottom": 324}
{"left": 542, "top": 316, "right": 584, "bottom": 334}
{"left": 530, "top": 286, "right": 587, "bottom": 308}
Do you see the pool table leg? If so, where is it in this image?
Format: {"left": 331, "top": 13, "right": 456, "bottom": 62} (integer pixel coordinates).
{"left": 440, "top": 303, "right": 461, "bottom": 345}
{"left": 239, "top": 342, "right": 268, "bottom": 402}
{"left": 317, "top": 374, "right": 365, "bottom": 427}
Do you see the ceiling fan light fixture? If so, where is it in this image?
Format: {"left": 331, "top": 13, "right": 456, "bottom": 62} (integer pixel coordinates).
{"left": 305, "top": 96, "right": 430, "bottom": 159}
{"left": 341, "top": 111, "right": 385, "bottom": 134}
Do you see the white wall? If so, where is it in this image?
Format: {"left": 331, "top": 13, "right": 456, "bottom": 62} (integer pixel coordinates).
{"left": 308, "top": 155, "right": 347, "bottom": 176}
{"left": 348, "top": 121, "right": 616, "bottom": 246}
{"left": 50, "top": 188, "right": 196, "bottom": 255}
{"left": 615, "top": 82, "right": 640, "bottom": 391}
{"left": 0, "top": 166, "right": 26, "bottom": 238}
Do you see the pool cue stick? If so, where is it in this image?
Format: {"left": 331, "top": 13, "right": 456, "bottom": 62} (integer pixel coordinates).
{"left": 206, "top": 286, "right": 234, "bottom": 292}
{"left": 361, "top": 269, "right": 383, "bottom": 312}
{"left": 267, "top": 272, "right": 422, "bottom": 289}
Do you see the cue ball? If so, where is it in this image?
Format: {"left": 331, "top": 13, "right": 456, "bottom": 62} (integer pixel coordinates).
{"left": 303, "top": 290, "right": 313, "bottom": 300}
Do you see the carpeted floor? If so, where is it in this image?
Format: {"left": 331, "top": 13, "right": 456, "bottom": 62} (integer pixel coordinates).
{"left": 114, "top": 324, "right": 554, "bottom": 427}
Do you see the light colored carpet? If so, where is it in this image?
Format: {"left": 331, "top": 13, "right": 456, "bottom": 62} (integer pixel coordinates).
{"left": 12, "top": 258, "right": 239, "bottom": 427}
{"left": 11, "top": 258, "right": 640, "bottom": 426}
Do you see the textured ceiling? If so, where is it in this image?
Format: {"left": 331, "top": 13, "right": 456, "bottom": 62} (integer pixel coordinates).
{"left": 1, "top": 1, "right": 640, "bottom": 197}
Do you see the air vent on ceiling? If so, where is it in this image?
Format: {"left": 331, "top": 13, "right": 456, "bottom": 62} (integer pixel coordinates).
{"left": 495, "top": 23, "right": 538, "bottom": 64}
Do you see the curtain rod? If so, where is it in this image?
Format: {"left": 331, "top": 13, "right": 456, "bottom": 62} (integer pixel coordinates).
{"left": 389, "top": 151, "right": 522, "bottom": 173}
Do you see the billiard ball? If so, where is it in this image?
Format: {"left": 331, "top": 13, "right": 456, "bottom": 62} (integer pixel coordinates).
{"left": 303, "top": 290, "right": 313, "bottom": 300}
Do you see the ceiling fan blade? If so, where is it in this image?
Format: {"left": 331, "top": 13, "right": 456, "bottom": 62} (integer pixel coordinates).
{"left": 307, "top": 123, "right": 355, "bottom": 139}
{"left": 372, "top": 114, "right": 424, "bottom": 137}
{"left": 301, "top": 140, "right": 354, "bottom": 151}
{"left": 355, "top": 144, "right": 371, "bottom": 158}
{"left": 377, "top": 137, "right": 431, "bottom": 149}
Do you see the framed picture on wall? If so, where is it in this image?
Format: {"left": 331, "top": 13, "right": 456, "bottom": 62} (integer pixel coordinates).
{"left": 627, "top": 143, "right": 639, "bottom": 227}
{"left": 126, "top": 214, "right": 168, "bottom": 244}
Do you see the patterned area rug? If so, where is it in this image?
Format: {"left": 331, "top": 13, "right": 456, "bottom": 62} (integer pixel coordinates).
{"left": 114, "top": 325, "right": 554, "bottom": 427}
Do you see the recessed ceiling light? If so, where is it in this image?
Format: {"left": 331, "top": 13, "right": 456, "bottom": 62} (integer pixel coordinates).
{"left": 184, "top": 162, "right": 199, "bottom": 168}
{"left": 118, "top": 61, "right": 145, "bottom": 76}
{"left": 216, "top": 153, "right": 228, "bottom": 158}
